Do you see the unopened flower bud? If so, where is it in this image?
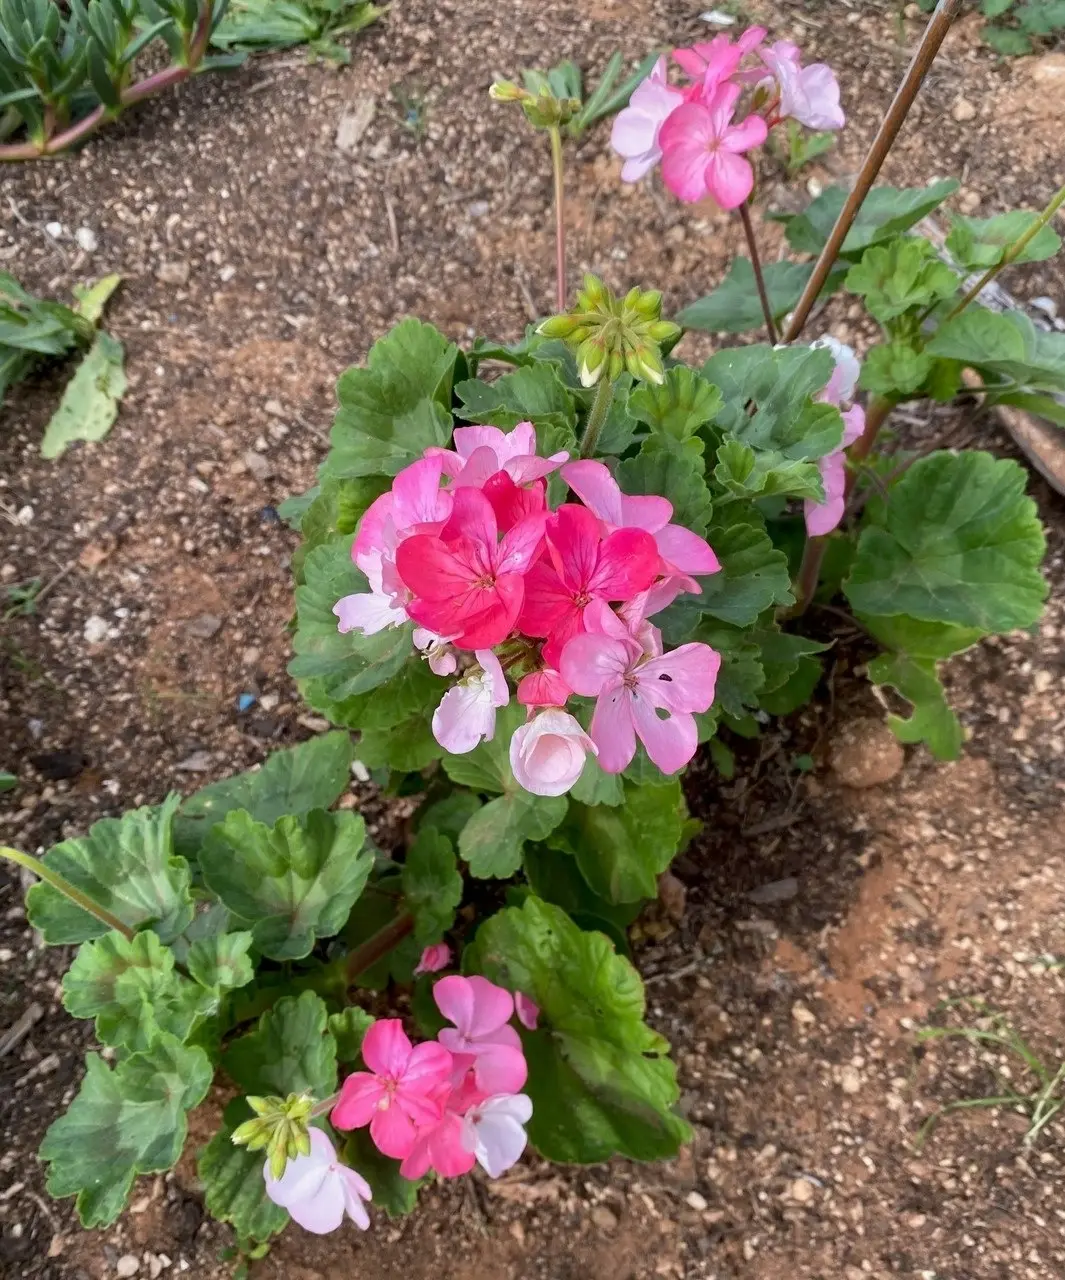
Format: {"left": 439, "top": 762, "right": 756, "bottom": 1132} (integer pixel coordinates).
{"left": 647, "top": 319, "right": 682, "bottom": 345}
{"left": 631, "top": 289, "right": 663, "bottom": 321}
{"left": 577, "top": 337, "right": 607, "bottom": 387}
{"left": 231, "top": 1092, "right": 316, "bottom": 1181}
{"left": 538, "top": 313, "right": 582, "bottom": 339}
{"left": 577, "top": 274, "right": 610, "bottom": 312}
{"left": 608, "top": 348, "right": 626, "bottom": 382}
{"left": 489, "top": 79, "right": 525, "bottom": 102}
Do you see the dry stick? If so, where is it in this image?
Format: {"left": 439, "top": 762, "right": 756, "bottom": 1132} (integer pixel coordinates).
{"left": 549, "top": 126, "right": 567, "bottom": 312}
{"left": 787, "top": 0, "right": 963, "bottom": 614}
{"left": 739, "top": 200, "right": 778, "bottom": 343}
{"left": 782, "top": 0, "right": 963, "bottom": 345}
{"left": 0, "top": 0, "right": 215, "bottom": 161}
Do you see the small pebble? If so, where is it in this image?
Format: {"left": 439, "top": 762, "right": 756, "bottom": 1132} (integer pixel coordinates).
{"left": 83, "top": 615, "right": 109, "bottom": 644}
{"left": 685, "top": 1191, "right": 708, "bottom": 1211}
{"left": 791, "top": 1002, "right": 816, "bottom": 1027}
{"left": 840, "top": 1066, "right": 862, "bottom": 1095}
{"left": 115, "top": 1256, "right": 140, "bottom": 1278}
{"left": 590, "top": 1205, "right": 618, "bottom": 1232}
{"left": 951, "top": 97, "right": 976, "bottom": 123}
{"left": 74, "top": 227, "right": 98, "bottom": 252}
{"left": 790, "top": 1178, "right": 815, "bottom": 1203}
{"left": 45, "top": 221, "right": 64, "bottom": 239}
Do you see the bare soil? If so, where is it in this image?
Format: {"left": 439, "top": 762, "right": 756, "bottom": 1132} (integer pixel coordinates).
{"left": 2, "top": 2, "right": 1065, "bottom": 1278}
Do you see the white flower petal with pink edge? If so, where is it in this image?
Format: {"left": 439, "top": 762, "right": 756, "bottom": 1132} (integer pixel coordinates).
{"left": 462, "top": 1094, "right": 534, "bottom": 1178}
{"left": 334, "top": 591, "right": 408, "bottom": 636}
{"left": 264, "top": 1128, "right": 372, "bottom": 1234}
{"left": 431, "top": 649, "right": 510, "bottom": 754}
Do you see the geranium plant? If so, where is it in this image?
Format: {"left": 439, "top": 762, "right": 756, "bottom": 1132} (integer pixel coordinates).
{"left": 3, "top": 1, "right": 1060, "bottom": 1266}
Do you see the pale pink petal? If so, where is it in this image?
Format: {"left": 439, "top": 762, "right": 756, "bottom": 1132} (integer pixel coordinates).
{"left": 452, "top": 445, "right": 503, "bottom": 490}
{"left": 331, "top": 1073, "right": 386, "bottom": 1130}
{"left": 813, "top": 336, "right": 861, "bottom": 406}
{"left": 476, "top": 649, "right": 511, "bottom": 709}
{"left": 660, "top": 136, "right": 712, "bottom": 204}
{"left": 361, "top": 1018, "right": 412, "bottom": 1078}
{"left": 654, "top": 524, "right": 721, "bottom": 576}
{"left": 631, "top": 695, "right": 699, "bottom": 774}
{"left": 560, "top": 632, "right": 639, "bottom": 697}
{"left": 583, "top": 597, "right": 635, "bottom": 643}
{"left": 334, "top": 591, "right": 407, "bottom": 636}
{"left": 465, "top": 976, "right": 514, "bottom": 1036}
{"left": 391, "top": 454, "right": 450, "bottom": 528}
{"left": 414, "top": 943, "right": 452, "bottom": 976}
{"left": 471, "top": 1043, "right": 528, "bottom": 1095}
{"left": 560, "top": 460, "right": 625, "bottom": 526}
{"left": 280, "top": 1169, "right": 345, "bottom": 1234}
{"left": 589, "top": 686, "right": 638, "bottom": 774}
{"left": 265, "top": 1128, "right": 334, "bottom": 1208}
{"left": 796, "top": 63, "right": 844, "bottom": 131}
{"left": 432, "top": 974, "right": 476, "bottom": 1038}
{"left": 804, "top": 451, "right": 848, "bottom": 537}
{"left": 622, "top": 578, "right": 689, "bottom": 625}
{"left": 432, "top": 677, "right": 497, "bottom": 754}
{"left": 618, "top": 493, "right": 673, "bottom": 532}
{"left": 637, "top": 642, "right": 721, "bottom": 714}
{"left": 611, "top": 105, "right": 660, "bottom": 157}
{"left": 515, "top": 993, "right": 539, "bottom": 1030}
{"left": 452, "top": 425, "right": 509, "bottom": 461}
{"left": 353, "top": 492, "right": 395, "bottom": 565}
{"left": 621, "top": 152, "right": 662, "bottom": 183}
{"left": 509, "top": 710, "right": 596, "bottom": 798}
{"left": 496, "top": 511, "right": 548, "bottom": 575}
{"left": 841, "top": 404, "right": 865, "bottom": 448}
{"left": 705, "top": 148, "right": 755, "bottom": 210}
{"left": 722, "top": 111, "right": 768, "bottom": 154}
{"left": 339, "top": 1169, "right": 372, "bottom": 1230}
{"left": 466, "top": 1094, "right": 534, "bottom": 1177}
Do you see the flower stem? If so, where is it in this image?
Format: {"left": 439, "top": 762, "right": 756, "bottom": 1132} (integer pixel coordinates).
{"left": 579, "top": 376, "right": 614, "bottom": 459}
{"left": 0, "top": 845, "right": 135, "bottom": 940}
{"left": 738, "top": 200, "right": 778, "bottom": 343}
{"left": 549, "top": 126, "right": 567, "bottom": 313}
{"left": 790, "top": 394, "right": 895, "bottom": 614}
{"left": 781, "top": 0, "right": 963, "bottom": 343}
{"left": 947, "top": 179, "right": 1065, "bottom": 320}
{"left": 310, "top": 1091, "right": 341, "bottom": 1118}
{"left": 344, "top": 910, "right": 414, "bottom": 985}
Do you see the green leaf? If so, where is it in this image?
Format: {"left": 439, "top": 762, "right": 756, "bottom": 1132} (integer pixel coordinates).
{"left": 775, "top": 179, "right": 960, "bottom": 258}
{"left": 40, "top": 1035, "right": 212, "bottom": 1228}
{"left": 470, "top": 897, "right": 690, "bottom": 1162}
{"left": 569, "top": 754, "right": 625, "bottom": 807}
{"left": 678, "top": 258, "right": 846, "bottom": 334}
{"left": 713, "top": 438, "right": 824, "bottom": 502}
{"left": 844, "top": 238, "right": 959, "bottom": 324}
{"left": 201, "top": 809, "right": 371, "bottom": 961}
{"left": 291, "top": 475, "right": 390, "bottom": 583}
{"left": 39, "top": 331, "right": 126, "bottom": 459}
{"left": 440, "top": 701, "right": 521, "bottom": 793}
{"left": 222, "top": 990, "right": 338, "bottom": 1097}
{"left": 551, "top": 778, "right": 686, "bottom": 903}
{"left": 627, "top": 367, "right": 722, "bottom": 442}
{"left": 174, "top": 732, "right": 355, "bottom": 860}
{"left": 402, "top": 825, "right": 463, "bottom": 944}
{"left": 199, "top": 1099, "right": 288, "bottom": 1245}
{"left": 947, "top": 210, "right": 1062, "bottom": 271}
{"left": 27, "top": 795, "right": 193, "bottom": 945}
{"left": 277, "top": 485, "right": 318, "bottom": 530}
{"left": 702, "top": 343, "right": 843, "bottom": 461}
{"left": 460, "top": 791, "right": 569, "bottom": 879}
{"left": 982, "top": 24, "right": 1033, "bottom": 54}
{"left": 859, "top": 613, "right": 985, "bottom": 660}
{"left": 62, "top": 930, "right": 213, "bottom": 1053}
{"left": 521, "top": 845, "right": 642, "bottom": 944}
{"left": 328, "top": 1007, "right": 376, "bottom": 1063}
{"left": 859, "top": 341, "right": 935, "bottom": 397}
{"left": 844, "top": 451, "right": 1047, "bottom": 632}
{"left": 324, "top": 318, "right": 457, "bottom": 479}
{"left": 982, "top": 0, "right": 1016, "bottom": 16}
{"left": 343, "top": 1130, "right": 420, "bottom": 1217}
{"left": 867, "top": 652, "right": 963, "bottom": 760}
{"left": 186, "top": 931, "right": 256, "bottom": 994}
{"left": 925, "top": 307, "right": 1065, "bottom": 393}
{"left": 616, "top": 439, "right": 713, "bottom": 535}
{"left": 690, "top": 620, "right": 765, "bottom": 717}
{"left": 72, "top": 274, "right": 121, "bottom": 325}
{"left": 414, "top": 790, "right": 483, "bottom": 843}
{"left": 456, "top": 363, "right": 577, "bottom": 433}
{"left": 289, "top": 536, "right": 412, "bottom": 705}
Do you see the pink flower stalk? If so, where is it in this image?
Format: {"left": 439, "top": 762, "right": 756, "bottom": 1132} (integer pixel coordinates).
{"left": 331, "top": 1019, "right": 453, "bottom": 1160}
{"left": 759, "top": 41, "right": 844, "bottom": 131}
{"left": 561, "top": 460, "right": 720, "bottom": 592}
{"left": 804, "top": 339, "right": 866, "bottom": 538}
{"left": 434, "top": 975, "right": 528, "bottom": 1096}
{"left": 515, "top": 993, "right": 539, "bottom": 1031}
{"left": 560, "top": 604, "right": 720, "bottom": 774}
{"left": 431, "top": 648, "right": 509, "bottom": 754}
{"left": 510, "top": 710, "right": 597, "bottom": 797}
{"left": 518, "top": 504, "right": 660, "bottom": 667}
{"left": 672, "top": 26, "right": 767, "bottom": 89}
{"left": 659, "top": 81, "right": 768, "bottom": 208}
{"left": 414, "top": 943, "right": 452, "bottom": 976}
{"left": 611, "top": 55, "right": 685, "bottom": 182}
{"left": 396, "top": 487, "right": 547, "bottom": 650}
{"left": 334, "top": 455, "right": 452, "bottom": 637}
{"left": 264, "top": 1128, "right": 372, "bottom": 1235}
{"left": 429, "top": 422, "right": 568, "bottom": 488}
{"left": 516, "top": 667, "right": 571, "bottom": 708}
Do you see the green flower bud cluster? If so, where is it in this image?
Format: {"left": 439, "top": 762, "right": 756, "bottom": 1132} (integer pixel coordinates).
{"left": 539, "top": 275, "right": 682, "bottom": 388}
{"left": 231, "top": 1092, "right": 315, "bottom": 1180}
{"left": 488, "top": 80, "right": 581, "bottom": 131}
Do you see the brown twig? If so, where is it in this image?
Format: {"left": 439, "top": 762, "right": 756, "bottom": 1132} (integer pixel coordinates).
{"left": 739, "top": 200, "right": 778, "bottom": 343}
{"left": 782, "top": 0, "right": 963, "bottom": 344}
{"left": 344, "top": 910, "right": 414, "bottom": 984}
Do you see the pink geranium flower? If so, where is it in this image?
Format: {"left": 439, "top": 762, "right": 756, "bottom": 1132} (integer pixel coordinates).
{"left": 560, "top": 604, "right": 720, "bottom": 774}
{"left": 804, "top": 338, "right": 866, "bottom": 538}
{"left": 414, "top": 943, "right": 452, "bottom": 976}
{"left": 264, "top": 1128, "right": 372, "bottom": 1235}
{"left": 759, "top": 41, "right": 844, "bottom": 131}
{"left": 510, "top": 709, "right": 597, "bottom": 797}
{"left": 428, "top": 422, "right": 568, "bottom": 488}
{"left": 400, "top": 1086, "right": 533, "bottom": 1181}
{"left": 396, "top": 487, "right": 547, "bottom": 650}
{"left": 331, "top": 1019, "right": 453, "bottom": 1160}
{"left": 659, "top": 82, "right": 768, "bottom": 208}
{"left": 518, "top": 504, "right": 660, "bottom": 667}
{"left": 561, "top": 460, "right": 720, "bottom": 592}
{"left": 334, "top": 455, "right": 452, "bottom": 636}
{"left": 431, "top": 648, "right": 510, "bottom": 754}
{"left": 516, "top": 667, "right": 571, "bottom": 708}
{"left": 611, "top": 56, "right": 685, "bottom": 182}
{"left": 672, "top": 26, "right": 767, "bottom": 88}
{"left": 434, "top": 975, "right": 528, "bottom": 1096}
{"left": 514, "top": 993, "right": 539, "bottom": 1030}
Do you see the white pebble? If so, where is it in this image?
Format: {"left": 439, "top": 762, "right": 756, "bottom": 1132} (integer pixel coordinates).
{"left": 115, "top": 1256, "right": 140, "bottom": 1278}
{"left": 83, "top": 615, "right": 109, "bottom": 644}
{"left": 45, "top": 221, "right": 64, "bottom": 239}
{"left": 75, "top": 227, "right": 98, "bottom": 252}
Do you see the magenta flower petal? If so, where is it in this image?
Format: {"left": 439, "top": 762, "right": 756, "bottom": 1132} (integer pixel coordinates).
{"left": 361, "top": 1018, "right": 412, "bottom": 1077}
{"left": 331, "top": 1072, "right": 386, "bottom": 1130}
{"left": 705, "top": 147, "right": 755, "bottom": 210}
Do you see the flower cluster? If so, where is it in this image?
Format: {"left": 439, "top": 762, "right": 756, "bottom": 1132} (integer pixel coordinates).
{"left": 263, "top": 977, "right": 536, "bottom": 1234}
{"left": 612, "top": 29, "right": 844, "bottom": 208}
{"left": 334, "top": 423, "right": 723, "bottom": 794}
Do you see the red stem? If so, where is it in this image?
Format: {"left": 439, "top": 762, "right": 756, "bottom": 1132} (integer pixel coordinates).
{"left": 344, "top": 911, "right": 414, "bottom": 984}
{"left": 0, "top": 0, "right": 215, "bottom": 162}
{"left": 738, "top": 199, "right": 778, "bottom": 343}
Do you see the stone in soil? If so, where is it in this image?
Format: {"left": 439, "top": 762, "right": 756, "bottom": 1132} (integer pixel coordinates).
{"left": 829, "top": 717, "right": 904, "bottom": 788}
